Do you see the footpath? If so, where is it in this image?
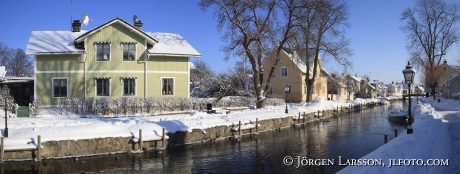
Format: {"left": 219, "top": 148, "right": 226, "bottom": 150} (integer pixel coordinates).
{"left": 339, "top": 97, "right": 459, "bottom": 174}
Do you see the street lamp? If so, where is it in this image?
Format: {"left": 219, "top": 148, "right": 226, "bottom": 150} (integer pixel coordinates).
{"left": 402, "top": 61, "right": 416, "bottom": 134}
{"left": 284, "top": 84, "right": 291, "bottom": 114}
{"left": 2, "top": 85, "right": 9, "bottom": 137}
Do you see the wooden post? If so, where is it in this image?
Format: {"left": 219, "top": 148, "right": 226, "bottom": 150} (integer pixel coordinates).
{"left": 322, "top": 110, "right": 325, "bottom": 117}
{"left": 238, "top": 121, "right": 241, "bottom": 136}
{"left": 384, "top": 134, "right": 388, "bottom": 144}
{"left": 255, "top": 118, "right": 258, "bottom": 132}
{"left": 0, "top": 137, "right": 3, "bottom": 163}
{"left": 317, "top": 110, "right": 320, "bottom": 117}
{"left": 37, "top": 135, "right": 41, "bottom": 161}
{"left": 395, "top": 127, "right": 398, "bottom": 138}
{"left": 298, "top": 113, "right": 300, "bottom": 124}
{"left": 139, "top": 129, "right": 143, "bottom": 150}
{"left": 303, "top": 112, "right": 306, "bottom": 122}
{"left": 162, "top": 127, "right": 166, "bottom": 148}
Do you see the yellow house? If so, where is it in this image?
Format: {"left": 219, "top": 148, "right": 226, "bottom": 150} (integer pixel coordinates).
{"left": 264, "top": 47, "right": 329, "bottom": 102}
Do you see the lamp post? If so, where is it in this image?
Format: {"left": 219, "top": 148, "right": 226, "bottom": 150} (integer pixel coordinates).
{"left": 2, "top": 85, "right": 9, "bottom": 137}
{"left": 402, "top": 61, "right": 416, "bottom": 134}
{"left": 284, "top": 84, "right": 290, "bottom": 114}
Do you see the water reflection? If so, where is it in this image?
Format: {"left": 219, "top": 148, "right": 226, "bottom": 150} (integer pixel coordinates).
{"left": 2, "top": 101, "right": 407, "bottom": 174}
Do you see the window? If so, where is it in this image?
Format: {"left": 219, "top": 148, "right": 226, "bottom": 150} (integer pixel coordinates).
{"left": 53, "top": 78, "right": 68, "bottom": 98}
{"left": 96, "top": 42, "right": 111, "bottom": 61}
{"left": 281, "top": 67, "right": 288, "bottom": 78}
{"left": 122, "top": 42, "right": 136, "bottom": 61}
{"left": 122, "top": 78, "right": 136, "bottom": 96}
{"left": 162, "top": 78, "right": 174, "bottom": 95}
{"left": 95, "top": 77, "right": 110, "bottom": 96}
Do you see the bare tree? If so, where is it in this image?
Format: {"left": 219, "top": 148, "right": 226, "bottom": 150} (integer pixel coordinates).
{"left": 0, "top": 42, "right": 14, "bottom": 67}
{"left": 344, "top": 78, "right": 355, "bottom": 100}
{"left": 229, "top": 61, "right": 253, "bottom": 96}
{"left": 8, "top": 49, "right": 33, "bottom": 76}
{"left": 327, "top": 73, "right": 342, "bottom": 100}
{"left": 0, "top": 42, "right": 33, "bottom": 76}
{"left": 288, "top": 0, "right": 352, "bottom": 102}
{"left": 199, "top": 0, "right": 301, "bottom": 108}
{"left": 190, "top": 59, "right": 217, "bottom": 97}
{"left": 401, "top": 0, "right": 460, "bottom": 99}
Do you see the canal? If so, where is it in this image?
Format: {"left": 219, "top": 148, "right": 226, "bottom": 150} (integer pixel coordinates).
{"left": 2, "top": 100, "right": 408, "bottom": 174}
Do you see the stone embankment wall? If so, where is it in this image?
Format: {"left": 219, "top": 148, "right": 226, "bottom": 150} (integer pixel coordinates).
{"left": 1, "top": 102, "right": 381, "bottom": 162}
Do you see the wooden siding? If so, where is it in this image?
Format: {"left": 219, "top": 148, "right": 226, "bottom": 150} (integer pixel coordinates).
{"left": 86, "top": 22, "right": 146, "bottom": 71}
{"left": 148, "top": 56, "right": 188, "bottom": 72}
{"left": 262, "top": 50, "right": 329, "bottom": 102}
{"left": 35, "top": 73, "right": 85, "bottom": 105}
{"left": 146, "top": 73, "right": 189, "bottom": 98}
{"left": 36, "top": 55, "right": 84, "bottom": 71}
{"left": 34, "top": 22, "right": 192, "bottom": 106}
{"left": 86, "top": 72, "right": 144, "bottom": 98}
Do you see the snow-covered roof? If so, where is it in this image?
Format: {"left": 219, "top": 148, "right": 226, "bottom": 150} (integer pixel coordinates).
{"left": 25, "top": 18, "right": 200, "bottom": 57}
{"left": 440, "top": 74, "right": 460, "bottom": 86}
{"left": 367, "top": 83, "right": 375, "bottom": 89}
{"left": 281, "top": 48, "right": 330, "bottom": 75}
{"left": 146, "top": 32, "right": 201, "bottom": 57}
{"left": 25, "top": 31, "right": 87, "bottom": 54}
{"left": 349, "top": 75, "right": 368, "bottom": 82}
{"left": 190, "top": 62, "right": 196, "bottom": 69}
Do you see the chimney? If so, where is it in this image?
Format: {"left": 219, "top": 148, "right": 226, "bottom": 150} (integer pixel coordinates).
{"left": 134, "top": 21, "right": 143, "bottom": 30}
{"left": 392, "top": 81, "right": 394, "bottom": 84}
{"left": 444, "top": 59, "right": 447, "bottom": 64}
{"left": 355, "top": 74, "right": 357, "bottom": 77}
{"left": 72, "top": 20, "right": 81, "bottom": 32}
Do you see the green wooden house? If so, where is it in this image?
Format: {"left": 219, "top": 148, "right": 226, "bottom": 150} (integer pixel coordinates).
{"left": 25, "top": 17, "right": 201, "bottom": 106}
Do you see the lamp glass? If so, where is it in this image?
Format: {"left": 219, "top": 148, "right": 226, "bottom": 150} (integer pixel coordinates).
{"left": 2, "top": 85, "right": 8, "bottom": 96}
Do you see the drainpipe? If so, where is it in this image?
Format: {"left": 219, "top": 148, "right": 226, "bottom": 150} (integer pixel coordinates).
{"left": 143, "top": 39, "right": 148, "bottom": 98}
{"left": 84, "top": 38, "right": 88, "bottom": 99}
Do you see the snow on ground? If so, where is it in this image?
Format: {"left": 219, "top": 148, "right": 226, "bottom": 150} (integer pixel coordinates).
{"left": 0, "top": 96, "right": 386, "bottom": 150}
{"left": 3, "top": 95, "right": 459, "bottom": 173}
{"left": 338, "top": 97, "right": 459, "bottom": 174}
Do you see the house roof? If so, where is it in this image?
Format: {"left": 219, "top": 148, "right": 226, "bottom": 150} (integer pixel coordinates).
{"left": 367, "top": 83, "right": 375, "bottom": 89}
{"left": 348, "top": 75, "right": 368, "bottom": 82}
{"left": 25, "top": 31, "right": 87, "bottom": 54}
{"left": 145, "top": 32, "right": 201, "bottom": 57}
{"left": 26, "top": 17, "right": 201, "bottom": 57}
{"left": 281, "top": 47, "right": 329, "bottom": 75}
{"left": 441, "top": 74, "right": 460, "bottom": 86}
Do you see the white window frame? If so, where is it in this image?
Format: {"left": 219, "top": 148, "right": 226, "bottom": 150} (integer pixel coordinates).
{"left": 281, "top": 66, "right": 288, "bottom": 78}
{"left": 52, "top": 77, "right": 69, "bottom": 98}
{"left": 161, "top": 77, "right": 175, "bottom": 96}
{"left": 95, "top": 77, "right": 111, "bottom": 97}
{"left": 121, "top": 42, "right": 137, "bottom": 61}
{"left": 95, "top": 42, "right": 111, "bottom": 62}
{"left": 121, "top": 77, "right": 137, "bottom": 96}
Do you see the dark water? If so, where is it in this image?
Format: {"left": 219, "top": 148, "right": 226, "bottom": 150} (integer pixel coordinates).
{"left": 2, "top": 101, "right": 408, "bottom": 174}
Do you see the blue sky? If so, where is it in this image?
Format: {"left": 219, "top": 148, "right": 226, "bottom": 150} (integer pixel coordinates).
{"left": 1, "top": 0, "right": 459, "bottom": 85}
